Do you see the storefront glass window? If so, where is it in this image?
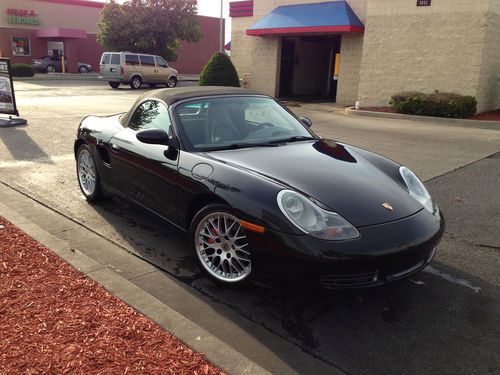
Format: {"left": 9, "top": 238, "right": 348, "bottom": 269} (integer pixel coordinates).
{"left": 12, "top": 37, "right": 31, "bottom": 56}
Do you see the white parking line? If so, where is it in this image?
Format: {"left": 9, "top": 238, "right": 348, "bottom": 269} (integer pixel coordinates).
{"left": 424, "top": 265, "right": 481, "bottom": 293}
{"left": 0, "top": 154, "right": 74, "bottom": 168}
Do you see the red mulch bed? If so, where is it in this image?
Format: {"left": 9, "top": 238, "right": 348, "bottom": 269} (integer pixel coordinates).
{"left": 0, "top": 217, "right": 225, "bottom": 375}
{"left": 467, "top": 109, "right": 500, "bottom": 121}
{"left": 359, "top": 107, "right": 500, "bottom": 121}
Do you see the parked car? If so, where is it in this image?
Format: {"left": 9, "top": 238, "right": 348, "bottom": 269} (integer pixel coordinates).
{"left": 31, "top": 56, "right": 92, "bottom": 73}
{"left": 74, "top": 87, "right": 444, "bottom": 288}
{"left": 99, "top": 51, "right": 178, "bottom": 89}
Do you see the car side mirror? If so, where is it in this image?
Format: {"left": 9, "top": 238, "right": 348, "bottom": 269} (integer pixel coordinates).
{"left": 299, "top": 117, "right": 312, "bottom": 128}
{"left": 136, "top": 128, "right": 177, "bottom": 148}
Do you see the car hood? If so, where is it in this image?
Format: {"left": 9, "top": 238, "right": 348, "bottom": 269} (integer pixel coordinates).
{"left": 204, "top": 139, "right": 423, "bottom": 227}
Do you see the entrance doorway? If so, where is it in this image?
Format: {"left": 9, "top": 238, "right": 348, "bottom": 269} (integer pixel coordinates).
{"left": 278, "top": 36, "right": 341, "bottom": 101}
{"left": 47, "top": 41, "right": 64, "bottom": 56}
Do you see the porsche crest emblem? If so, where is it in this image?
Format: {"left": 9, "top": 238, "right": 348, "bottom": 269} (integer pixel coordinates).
{"left": 382, "top": 202, "right": 394, "bottom": 211}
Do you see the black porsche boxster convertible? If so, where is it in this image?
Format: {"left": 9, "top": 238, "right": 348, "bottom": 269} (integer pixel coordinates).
{"left": 75, "top": 86, "right": 444, "bottom": 288}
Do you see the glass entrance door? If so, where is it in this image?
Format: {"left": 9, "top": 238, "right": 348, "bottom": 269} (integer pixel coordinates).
{"left": 47, "top": 41, "right": 64, "bottom": 56}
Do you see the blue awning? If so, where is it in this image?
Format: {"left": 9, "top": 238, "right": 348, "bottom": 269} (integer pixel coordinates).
{"left": 247, "top": 1, "right": 364, "bottom": 36}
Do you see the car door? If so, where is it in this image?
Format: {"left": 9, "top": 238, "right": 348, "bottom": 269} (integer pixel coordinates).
{"left": 108, "top": 99, "right": 179, "bottom": 222}
{"left": 138, "top": 55, "right": 156, "bottom": 84}
{"left": 154, "top": 56, "right": 171, "bottom": 84}
{"left": 50, "top": 55, "right": 61, "bottom": 72}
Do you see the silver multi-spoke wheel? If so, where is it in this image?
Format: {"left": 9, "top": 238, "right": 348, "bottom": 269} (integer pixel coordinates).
{"left": 195, "top": 212, "right": 251, "bottom": 283}
{"left": 78, "top": 149, "right": 97, "bottom": 196}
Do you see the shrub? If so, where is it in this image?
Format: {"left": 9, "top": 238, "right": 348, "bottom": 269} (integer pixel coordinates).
{"left": 198, "top": 52, "right": 240, "bottom": 87}
{"left": 390, "top": 91, "right": 477, "bottom": 118}
{"left": 11, "top": 63, "right": 36, "bottom": 77}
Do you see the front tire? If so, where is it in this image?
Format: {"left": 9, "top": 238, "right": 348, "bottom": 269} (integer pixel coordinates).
{"left": 76, "top": 144, "right": 104, "bottom": 202}
{"left": 190, "top": 204, "right": 252, "bottom": 286}
{"left": 46, "top": 65, "right": 56, "bottom": 73}
{"left": 167, "top": 77, "right": 177, "bottom": 88}
{"left": 130, "top": 76, "right": 142, "bottom": 89}
{"left": 109, "top": 81, "right": 120, "bottom": 89}
{"left": 79, "top": 66, "right": 89, "bottom": 73}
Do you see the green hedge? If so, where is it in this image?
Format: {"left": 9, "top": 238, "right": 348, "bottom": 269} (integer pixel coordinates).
{"left": 390, "top": 91, "right": 477, "bottom": 118}
{"left": 11, "top": 63, "right": 36, "bottom": 77}
{"left": 199, "top": 52, "right": 240, "bottom": 87}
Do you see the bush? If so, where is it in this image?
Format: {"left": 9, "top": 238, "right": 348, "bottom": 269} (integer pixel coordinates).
{"left": 198, "top": 52, "right": 240, "bottom": 87}
{"left": 11, "top": 63, "right": 36, "bottom": 77}
{"left": 390, "top": 91, "right": 477, "bottom": 118}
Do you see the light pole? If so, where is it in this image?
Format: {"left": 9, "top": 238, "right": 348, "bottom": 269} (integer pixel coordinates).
{"left": 219, "top": 0, "right": 224, "bottom": 52}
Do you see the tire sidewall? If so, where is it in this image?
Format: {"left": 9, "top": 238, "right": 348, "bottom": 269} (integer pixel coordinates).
{"left": 167, "top": 77, "right": 177, "bottom": 88}
{"left": 130, "top": 76, "right": 141, "bottom": 89}
{"left": 189, "top": 203, "right": 252, "bottom": 286}
{"left": 76, "top": 144, "right": 102, "bottom": 202}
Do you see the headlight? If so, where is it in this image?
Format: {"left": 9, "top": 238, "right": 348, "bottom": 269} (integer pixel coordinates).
{"left": 399, "top": 166, "right": 434, "bottom": 213}
{"left": 277, "top": 190, "right": 359, "bottom": 240}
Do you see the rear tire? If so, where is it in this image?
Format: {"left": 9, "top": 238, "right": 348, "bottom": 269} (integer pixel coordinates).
{"left": 190, "top": 204, "right": 252, "bottom": 286}
{"left": 76, "top": 144, "right": 104, "bottom": 202}
{"left": 46, "top": 65, "right": 56, "bottom": 73}
{"left": 79, "top": 66, "right": 89, "bottom": 73}
{"left": 130, "top": 76, "right": 142, "bottom": 89}
{"left": 109, "top": 82, "right": 120, "bottom": 89}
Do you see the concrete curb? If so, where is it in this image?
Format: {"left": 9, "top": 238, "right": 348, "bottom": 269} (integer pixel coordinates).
{"left": 345, "top": 107, "right": 500, "bottom": 129}
{"left": 0, "top": 200, "right": 271, "bottom": 375}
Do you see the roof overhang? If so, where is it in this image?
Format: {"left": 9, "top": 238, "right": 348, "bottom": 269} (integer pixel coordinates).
{"left": 36, "top": 28, "right": 87, "bottom": 39}
{"left": 247, "top": 1, "right": 364, "bottom": 37}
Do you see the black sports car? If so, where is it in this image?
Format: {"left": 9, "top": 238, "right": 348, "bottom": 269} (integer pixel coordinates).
{"left": 75, "top": 87, "right": 444, "bottom": 288}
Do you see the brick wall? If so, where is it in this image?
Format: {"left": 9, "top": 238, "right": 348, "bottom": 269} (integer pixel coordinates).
{"left": 476, "top": 2, "right": 500, "bottom": 112}
{"left": 357, "top": 0, "right": 497, "bottom": 112}
{"left": 173, "top": 16, "right": 224, "bottom": 74}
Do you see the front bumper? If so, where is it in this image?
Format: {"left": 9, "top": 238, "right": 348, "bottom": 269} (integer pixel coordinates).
{"left": 246, "top": 209, "right": 444, "bottom": 289}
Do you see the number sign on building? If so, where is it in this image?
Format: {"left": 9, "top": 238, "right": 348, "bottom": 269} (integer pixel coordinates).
{"left": 417, "top": 0, "right": 431, "bottom": 6}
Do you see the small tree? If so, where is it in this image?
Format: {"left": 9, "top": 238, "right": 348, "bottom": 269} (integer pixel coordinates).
{"left": 198, "top": 52, "right": 240, "bottom": 87}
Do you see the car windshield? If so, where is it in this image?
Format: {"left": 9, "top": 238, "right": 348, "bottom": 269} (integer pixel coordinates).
{"left": 174, "top": 96, "right": 316, "bottom": 151}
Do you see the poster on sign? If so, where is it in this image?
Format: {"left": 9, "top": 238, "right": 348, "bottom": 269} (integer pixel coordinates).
{"left": 0, "top": 58, "right": 19, "bottom": 116}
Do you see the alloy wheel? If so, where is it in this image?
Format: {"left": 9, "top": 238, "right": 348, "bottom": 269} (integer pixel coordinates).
{"left": 167, "top": 78, "right": 177, "bottom": 88}
{"left": 78, "top": 149, "right": 97, "bottom": 196}
{"left": 195, "top": 212, "right": 251, "bottom": 283}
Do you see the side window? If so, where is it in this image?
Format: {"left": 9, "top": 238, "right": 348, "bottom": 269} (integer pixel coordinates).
{"left": 154, "top": 56, "right": 168, "bottom": 67}
{"left": 129, "top": 100, "right": 172, "bottom": 134}
{"left": 140, "top": 55, "right": 155, "bottom": 66}
{"left": 110, "top": 53, "right": 120, "bottom": 65}
{"left": 101, "top": 53, "right": 110, "bottom": 64}
{"left": 125, "top": 54, "right": 140, "bottom": 66}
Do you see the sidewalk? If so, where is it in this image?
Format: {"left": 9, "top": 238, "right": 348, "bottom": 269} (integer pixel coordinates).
{"left": 0, "top": 181, "right": 270, "bottom": 375}
{"left": 13, "top": 73, "right": 199, "bottom": 82}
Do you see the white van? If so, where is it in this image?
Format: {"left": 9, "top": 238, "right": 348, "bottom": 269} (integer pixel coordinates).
{"left": 100, "top": 52, "right": 178, "bottom": 89}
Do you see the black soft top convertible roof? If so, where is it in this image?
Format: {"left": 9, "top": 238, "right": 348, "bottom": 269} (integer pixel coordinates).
{"left": 120, "top": 86, "right": 262, "bottom": 126}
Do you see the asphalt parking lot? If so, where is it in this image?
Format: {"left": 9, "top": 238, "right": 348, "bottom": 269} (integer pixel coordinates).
{"left": 1, "top": 80, "right": 499, "bottom": 374}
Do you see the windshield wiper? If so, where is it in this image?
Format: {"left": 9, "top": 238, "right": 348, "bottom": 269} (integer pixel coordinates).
{"left": 269, "top": 136, "right": 317, "bottom": 144}
{"left": 208, "top": 142, "right": 280, "bottom": 151}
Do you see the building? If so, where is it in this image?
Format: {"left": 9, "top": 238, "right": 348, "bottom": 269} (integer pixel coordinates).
{"left": 0, "top": 0, "right": 223, "bottom": 74}
{"left": 230, "top": 0, "right": 500, "bottom": 113}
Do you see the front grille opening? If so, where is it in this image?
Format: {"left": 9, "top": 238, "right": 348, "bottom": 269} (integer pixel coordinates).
{"left": 320, "top": 270, "right": 379, "bottom": 288}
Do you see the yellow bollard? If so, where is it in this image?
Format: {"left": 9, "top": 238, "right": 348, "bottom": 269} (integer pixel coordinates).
{"left": 61, "top": 55, "right": 66, "bottom": 74}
